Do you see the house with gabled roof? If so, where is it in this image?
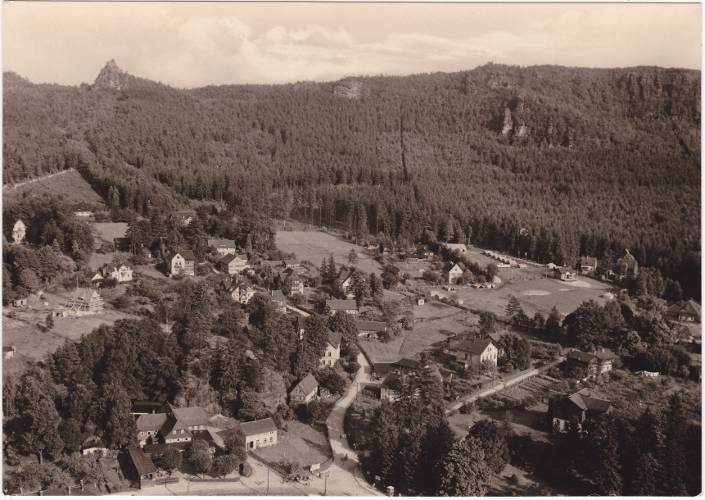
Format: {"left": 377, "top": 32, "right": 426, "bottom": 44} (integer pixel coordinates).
{"left": 93, "top": 263, "right": 133, "bottom": 283}
{"left": 208, "top": 238, "right": 237, "bottom": 256}
{"left": 220, "top": 253, "right": 249, "bottom": 275}
{"left": 233, "top": 284, "right": 257, "bottom": 304}
{"left": 447, "top": 337, "right": 498, "bottom": 372}
{"left": 289, "top": 373, "right": 319, "bottom": 404}
{"left": 356, "top": 320, "right": 387, "bottom": 340}
{"left": 326, "top": 299, "right": 358, "bottom": 316}
{"left": 566, "top": 349, "right": 617, "bottom": 379}
{"left": 134, "top": 402, "right": 209, "bottom": 447}
{"left": 126, "top": 447, "right": 160, "bottom": 489}
{"left": 667, "top": 299, "right": 701, "bottom": 323}
{"left": 615, "top": 249, "right": 639, "bottom": 279}
{"left": 170, "top": 250, "right": 195, "bottom": 277}
{"left": 240, "top": 418, "right": 278, "bottom": 450}
{"left": 320, "top": 330, "right": 342, "bottom": 367}
{"left": 548, "top": 389, "right": 612, "bottom": 433}
{"left": 445, "top": 262, "right": 464, "bottom": 284}
{"left": 12, "top": 219, "right": 26, "bottom": 244}
{"left": 271, "top": 289, "right": 287, "bottom": 313}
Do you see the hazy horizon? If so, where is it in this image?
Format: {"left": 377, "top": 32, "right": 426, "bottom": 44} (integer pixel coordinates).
{"left": 3, "top": 2, "right": 701, "bottom": 88}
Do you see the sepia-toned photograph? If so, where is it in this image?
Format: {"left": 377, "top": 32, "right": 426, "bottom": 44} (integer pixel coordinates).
{"left": 1, "top": 1, "right": 701, "bottom": 496}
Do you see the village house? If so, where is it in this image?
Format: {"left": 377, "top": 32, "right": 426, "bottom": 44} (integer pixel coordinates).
{"left": 3, "top": 346, "right": 16, "bottom": 359}
{"left": 548, "top": 389, "right": 612, "bottom": 433}
{"left": 288, "top": 275, "right": 305, "bottom": 295}
{"left": 444, "top": 243, "right": 468, "bottom": 255}
{"left": 447, "top": 337, "right": 498, "bottom": 372}
{"left": 135, "top": 403, "right": 209, "bottom": 447}
{"left": 578, "top": 256, "right": 599, "bottom": 275}
{"left": 356, "top": 320, "right": 388, "bottom": 340}
{"left": 320, "top": 331, "right": 342, "bottom": 367}
{"left": 12, "top": 219, "right": 26, "bottom": 244}
{"left": 289, "top": 373, "right": 319, "bottom": 404}
{"left": 93, "top": 263, "right": 133, "bottom": 283}
{"left": 126, "top": 447, "right": 161, "bottom": 489}
{"left": 615, "top": 249, "right": 639, "bottom": 279}
{"left": 326, "top": 299, "right": 358, "bottom": 316}
{"left": 340, "top": 270, "right": 361, "bottom": 299}
{"left": 170, "top": 250, "right": 196, "bottom": 277}
{"left": 208, "top": 238, "right": 237, "bottom": 256}
{"left": 445, "top": 262, "right": 464, "bottom": 284}
{"left": 552, "top": 267, "right": 577, "bottom": 281}
{"left": 220, "top": 253, "right": 250, "bottom": 275}
{"left": 667, "top": 300, "right": 701, "bottom": 323}
{"left": 174, "top": 210, "right": 195, "bottom": 227}
{"left": 74, "top": 210, "right": 94, "bottom": 220}
{"left": 565, "top": 349, "right": 617, "bottom": 379}
{"left": 271, "top": 289, "right": 288, "bottom": 313}
{"left": 58, "top": 288, "right": 104, "bottom": 317}
{"left": 233, "top": 285, "right": 257, "bottom": 304}
{"left": 241, "top": 417, "right": 278, "bottom": 450}
{"left": 11, "top": 297, "right": 27, "bottom": 308}
{"left": 381, "top": 373, "right": 404, "bottom": 402}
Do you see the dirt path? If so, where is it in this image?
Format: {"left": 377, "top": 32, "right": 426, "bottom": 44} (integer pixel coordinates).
{"left": 3, "top": 168, "right": 74, "bottom": 190}
{"left": 324, "top": 352, "right": 382, "bottom": 496}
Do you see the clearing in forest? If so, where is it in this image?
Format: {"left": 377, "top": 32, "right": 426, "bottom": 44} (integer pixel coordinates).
{"left": 275, "top": 230, "right": 382, "bottom": 275}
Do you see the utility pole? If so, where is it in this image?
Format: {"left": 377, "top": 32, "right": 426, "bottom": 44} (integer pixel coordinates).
{"left": 323, "top": 471, "right": 330, "bottom": 496}
{"left": 266, "top": 465, "right": 270, "bottom": 495}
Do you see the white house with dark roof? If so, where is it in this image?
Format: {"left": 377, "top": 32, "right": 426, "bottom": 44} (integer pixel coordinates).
{"left": 220, "top": 253, "right": 249, "bottom": 275}
{"left": 208, "top": 238, "right": 237, "bottom": 256}
{"left": 170, "top": 250, "right": 196, "bottom": 277}
{"left": 289, "top": 373, "right": 319, "bottom": 404}
{"left": 134, "top": 402, "right": 209, "bottom": 447}
{"left": 12, "top": 220, "right": 26, "bottom": 244}
{"left": 241, "top": 418, "right": 278, "bottom": 450}
{"left": 320, "top": 330, "right": 342, "bottom": 367}
{"left": 447, "top": 337, "right": 498, "bottom": 371}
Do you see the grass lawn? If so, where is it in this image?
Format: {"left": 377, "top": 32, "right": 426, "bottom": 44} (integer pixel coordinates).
{"left": 275, "top": 231, "right": 382, "bottom": 275}
{"left": 452, "top": 275, "right": 614, "bottom": 318}
{"left": 574, "top": 369, "right": 701, "bottom": 420}
{"left": 92, "top": 222, "right": 128, "bottom": 243}
{"left": 3, "top": 290, "right": 135, "bottom": 369}
{"left": 254, "top": 421, "right": 331, "bottom": 469}
{"left": 359, "top": 302, "right": 472, "bottom": 363}
{"left": 3, "top": 169, "right": 105, "bottom": 207}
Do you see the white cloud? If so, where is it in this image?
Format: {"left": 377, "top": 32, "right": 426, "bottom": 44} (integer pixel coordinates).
{"left": 3, "top": 3, "right": 700, "bottom": 87}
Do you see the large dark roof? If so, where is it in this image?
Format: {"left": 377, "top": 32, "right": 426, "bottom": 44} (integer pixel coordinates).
{"left": 327, "top": 299, "right": 358, "bottom": 310}
{"left": 132, "top": 400, "right": 164, "bottom": 414}
{"left": 127, "top": 447, "right": 157, "bottom": 476}
{"left": 453, "top": 338, "right": 495, "bottom": 355}
{"left": 240, "top": 417, "right": 277, "bottom": 436}
{"left": 291, "top": 373, "right": 319, "bottom": 396}
{"left": 356, "top": 320, "right": 387, "bottom": 332}
{"left": 328, "top": 330, "right": 343, "bottom": 348}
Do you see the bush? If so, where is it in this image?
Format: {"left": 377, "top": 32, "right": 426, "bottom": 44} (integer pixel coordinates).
{"left": 239, "top": 462, "right": 253, "bottom": 477}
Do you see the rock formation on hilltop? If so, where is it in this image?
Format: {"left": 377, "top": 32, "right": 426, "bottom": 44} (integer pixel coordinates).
{"left": 93, "top": 59, "right": 129, "bottom": 91}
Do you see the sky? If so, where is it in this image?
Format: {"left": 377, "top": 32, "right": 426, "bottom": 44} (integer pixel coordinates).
{"left": 2, "top": 2, "right": 701, "bottom": 88}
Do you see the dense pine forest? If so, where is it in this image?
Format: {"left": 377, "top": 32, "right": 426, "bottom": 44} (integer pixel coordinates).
{"left": 3, "top": 62, "right": 701, "bottom": 298}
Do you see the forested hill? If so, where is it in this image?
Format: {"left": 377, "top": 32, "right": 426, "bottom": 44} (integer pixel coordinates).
{"left": 3, "top": 62, "right": 701, "bottom": 297}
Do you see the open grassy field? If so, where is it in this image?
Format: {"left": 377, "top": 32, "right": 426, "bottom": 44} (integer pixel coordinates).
{"left": 359, "top": 301, "right": 473, "bottom": 363}
{"left": 92, "top": 222, "right": 128, "bottom": 243}
{"left": 3, "top": 169, "right": 105, "bottom": 207}
{"left": 3, "top": 290, "right": 135, "bottom": 372}
{"left": 451, "top": 275, "right": 614, "bottom": 318}
{"left": 275, "top": 231, "right": 382, "bottom": 275}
